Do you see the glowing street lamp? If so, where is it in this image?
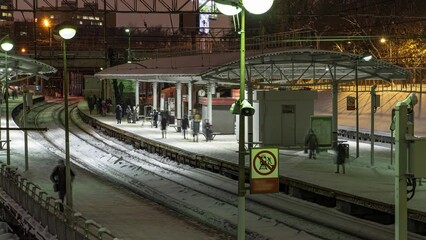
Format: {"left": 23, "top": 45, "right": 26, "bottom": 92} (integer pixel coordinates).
{"left": 1, "top": 37, "right": 14, "bottom": 165}
{"left": 216, "top": 1, "right": 273, "bottom": 239}
{"left": 43, "top": 18, "right": 52, "bottom": 47}
{"left": 125, "top": 28, "right": 131, "bottom": 63}
{"left": 58, "top": 21, "right": 77, "bottom": 208}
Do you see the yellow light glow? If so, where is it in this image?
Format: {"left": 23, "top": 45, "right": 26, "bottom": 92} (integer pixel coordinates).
{"left": 43, "top": 18, "right": 51, "bottom": 28}
{"left": 380, "top": 37, "right": 387, "bottom": 44}
{"left": 21, "top": 48, "right": 26, "bottom": 53}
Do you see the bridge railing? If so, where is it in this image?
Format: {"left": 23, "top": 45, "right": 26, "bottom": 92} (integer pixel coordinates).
{"left": 0, "top": 163, "right": 119, "bottom": 240}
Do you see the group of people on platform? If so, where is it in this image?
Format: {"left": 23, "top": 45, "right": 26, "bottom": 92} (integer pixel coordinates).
{"left": 114, "top": 103, "right": 139, "bottom": 124}
{"left": 87, "top": 95, "right": 113, "bottom": 117}
{"left": 151, "top": 110, "right": 208, "bottom": 141}
{"left": 87, "top": 97, "right": 215, "bottom": 141}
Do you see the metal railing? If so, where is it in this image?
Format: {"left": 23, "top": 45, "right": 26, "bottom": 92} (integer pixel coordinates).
{"left": 0, "top": 163, "right": 119, "bottom": 240}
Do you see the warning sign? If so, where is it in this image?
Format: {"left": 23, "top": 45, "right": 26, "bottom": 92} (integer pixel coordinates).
{"left": 250, "top": 148, "right": 279, "bottom": 194}
{"left": 347, "top": 96, "right": 356, "bottom": 111}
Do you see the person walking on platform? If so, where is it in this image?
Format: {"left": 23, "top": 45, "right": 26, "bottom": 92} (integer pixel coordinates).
{"left": 126, "top": 105, "right": 133, "bottom": 123}
{"left": 50, "top": 159, "right": 75, "bottom": 211}
{"left": 161, "top": 112, "right": 168, "bottom": 138}
{"left": 132, "top": 106, "right": 138, "bottom": 123}
{"left": 305, "top": 129, "right": 319, "bottom": 159}
{"left": 335, "top": 144, "right": 346, "bottom": 174}
{"left": 88, "top": 96, "right": 95, "bottom": 114}
{"left": 153, "top": 110, "right": 158, "bottom": 128}
{"left": 182, "top": 115, "right": 189, "bottom": 139}
{"left": 101, "top": 99, "right": 107, "bottom": 117}
{"left": 192, "top": 113, "right": 201, "bottom": 142}
{"left": 115, "top": 104, "right": 122, "bottom": 124}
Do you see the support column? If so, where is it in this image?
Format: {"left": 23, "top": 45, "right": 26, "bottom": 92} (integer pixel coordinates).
{"left": 176, "top": 82, "right": 182, "bottom": 132}
{"left": 188, "top": 82, "right": 193, "bottom": 117}
{"left": 332, "top": 77, "right": 338, "bottom": 149}
{"left": 135, "top": 80, "right": 140, "bottom": 107}
{"left": 152, "top": 82, "right": 158, "bottom": 110}
{"left": 207, "top": 82, "right": 213, "bottom": 124}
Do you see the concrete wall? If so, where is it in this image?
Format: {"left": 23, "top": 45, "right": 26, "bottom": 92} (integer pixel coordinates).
{"left": 202, "top": 105, "right": 235, "bottom": 134}
{"left": 256, "top": 90, "right": 318, "bottom": 147}
{"left": 83, "top": 75, "right": 101, "bottom": 99}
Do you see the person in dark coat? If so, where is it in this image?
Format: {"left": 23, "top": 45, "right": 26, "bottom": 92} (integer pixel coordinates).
{"left": 160, "top": 112, "right": 168, "bottom": 138}
{"left": 87, "top": 96, "right": 95, "bottom": 114}
{"left": 305, "top": 129, "right": 319, "bottom": 159}
{"left": 181, "top": 115, "right": 189, "bottom": 139}
{"left": 115, "top": 104, "right": 122, "bottom": 124}
{"left": 50, "top": 159, "right": 75, "bottom": 211}
{"left": 153, "top": 110, "right": 158, "bottom": 128}
{"left": 336, "top": 144, "right": 346, "bottom": 174}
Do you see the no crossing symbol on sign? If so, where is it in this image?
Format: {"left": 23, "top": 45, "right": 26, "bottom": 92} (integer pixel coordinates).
{"left": 251, "top": 148, "right": 279, "bottom": 179}
{"left": 253, "top": 150, "right": 277, "bottom": 176}
{"left": 250, "top": 147, "right": 279, "bottom": 194}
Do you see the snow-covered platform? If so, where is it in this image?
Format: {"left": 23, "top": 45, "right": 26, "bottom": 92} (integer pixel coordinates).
{"left": 76, "top": 98, "right": 426, "bottom": 236}
{"left": 2, "top": 97, "right": 229, "bottom": 240}
{"left": 3, "top": 95, "right": 426, "bottom": 239}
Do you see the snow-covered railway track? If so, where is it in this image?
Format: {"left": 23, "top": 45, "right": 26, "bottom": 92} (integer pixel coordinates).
{"left": 27, "top": 102, "right": 424, "bottom": 240}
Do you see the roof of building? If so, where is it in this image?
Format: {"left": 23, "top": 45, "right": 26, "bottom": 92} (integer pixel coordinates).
{"left": 95, "top": 48, "right": 410, "bottom": 86}
{"left": 0, "top": 53, "right": 57, "bottom": 83}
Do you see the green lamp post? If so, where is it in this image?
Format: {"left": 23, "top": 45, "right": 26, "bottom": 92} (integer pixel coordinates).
{"left": 216, "top": 1, "right": 273, "bottom": 239}
{"left": 58, "top": 21, "right": 77, "bottom": 208}
{"left": 1, "top": 37, "right": 14, "bottom": 165}
{"left": 125, "top": 28, "right": 131, "bottom": 63}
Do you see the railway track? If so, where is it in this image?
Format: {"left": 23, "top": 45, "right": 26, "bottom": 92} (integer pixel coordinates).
{"left": 24, "top": 101, "right": 425, "bottom": 240}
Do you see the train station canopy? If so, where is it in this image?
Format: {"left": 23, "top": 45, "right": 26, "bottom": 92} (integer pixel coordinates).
{"left": 95, "top": 49, "right": 410, "bottom": 86}
{"left": 0, "top": 53, "right": 57, "bottom": 84}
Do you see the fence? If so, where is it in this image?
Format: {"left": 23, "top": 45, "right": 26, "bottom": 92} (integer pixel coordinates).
{"left": 0, "top": 164, "right": 118, "bottom": 240}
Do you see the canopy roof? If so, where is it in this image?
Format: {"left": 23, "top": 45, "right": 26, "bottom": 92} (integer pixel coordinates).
{"left": 95, "top": 51, "right": 242, "bottom": 84}
{"left": 95, "top": 49, "right": 410, "bottom": 86}
{"left": 0, "top": 53, "right": 57, "bottom": 84}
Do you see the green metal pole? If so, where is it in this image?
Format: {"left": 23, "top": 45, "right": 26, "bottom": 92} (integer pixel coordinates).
{"left": 370, "top": 85, "right": 376, "bottom": 166}
{"left": 128, "top": 30, "right": 131, "bottom": 62}
{"left": 5, "top": 51, "right": 10, "bottom": 165}
{"left": 394, "top": 102, "right": 407, "bottom": 240}
{"left": 332, "top": 74, "right": 338, "bottom": 149}
{"left": 23, "top": 90, "right": 29, "bottom": 171}
{"left": 63, "top": 40, "right": 73, "bottom": 207}
{"left": 238, "top": 8, "right": 246, "bottom": 240}
{"left": 355, "top": 59, "right": 359, "bottom": 158}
